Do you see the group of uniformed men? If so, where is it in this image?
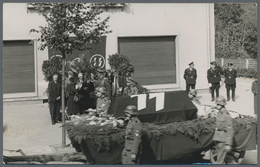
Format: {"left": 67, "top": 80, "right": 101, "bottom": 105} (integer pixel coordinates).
{"left": 121, "top": 61, "right": 238, "bottom": 164}
{"left": 121, "top": 97, "right": 234, "bottom": 164}
{"left": 183, "top": 61, "right": 238, "bottom": 164}
{"left": 184, "top": 61, "right": 237, "bottom": 102}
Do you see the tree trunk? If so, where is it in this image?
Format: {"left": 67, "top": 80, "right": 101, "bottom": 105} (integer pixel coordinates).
{"left": 241, "top": 21, "right": 247, "bottom": 51}
{"left": 61, "top": 52, "right": 66, "bottom": 148}
{"left": 113, "top": 73, "right": 117, "bottom": 97}
{"left": 114, "top": 73, "right": 118, "bottom": 96}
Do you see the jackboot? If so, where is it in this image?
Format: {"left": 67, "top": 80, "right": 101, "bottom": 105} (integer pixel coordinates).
{"left": 216, "top": 90, "right": 219, "bottom": 98}
{"left": 232, "top": 91, "right": 236, "bottom": 102}
{"left": 226, "top": 91, "right": 230, "bottom": 101}
{"left": 211, "top": 90, "right": 215, "bottom": 102}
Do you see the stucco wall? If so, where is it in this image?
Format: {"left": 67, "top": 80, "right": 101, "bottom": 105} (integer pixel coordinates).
{"left": 103, "top": 3, "right": 214, "bottom": 90}
{"left": 3, "top": 3, "right": 215, "bottom": 99}
{"left": 3, "top": 3, "right": 49, "bottom": 99}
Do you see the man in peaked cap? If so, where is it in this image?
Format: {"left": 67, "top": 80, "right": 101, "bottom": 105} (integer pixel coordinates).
{"left": 184, "top": 62, "right": 197, "bottom": 93}
{"left": 122, "top": 105, "right": 142, "bottom": 164}
{"left": 224, "top": 63, "right": 237, "bottom": 102}
{"left": 207, "top": 61, "right": 222, "bottom": 101}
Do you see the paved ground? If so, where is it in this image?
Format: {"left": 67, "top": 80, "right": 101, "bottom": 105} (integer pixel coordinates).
{"left": 3, "top": 77, "right": 257, "bottom": 164}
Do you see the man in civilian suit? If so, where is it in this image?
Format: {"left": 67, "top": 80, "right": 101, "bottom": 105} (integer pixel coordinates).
{"left": 48, "top": 73, "right": 61, "bottom": 125}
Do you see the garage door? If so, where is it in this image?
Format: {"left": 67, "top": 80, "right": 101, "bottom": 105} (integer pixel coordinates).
{"left": 118, "top": 36, "right": 176, "bottom": 85}
{"left": 3, "top": 40, "right": 35, "bottom": 94}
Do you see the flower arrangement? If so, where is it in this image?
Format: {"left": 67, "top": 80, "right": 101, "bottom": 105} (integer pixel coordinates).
{"left": 65, "top": 113, "right": 126, "bottom": 152}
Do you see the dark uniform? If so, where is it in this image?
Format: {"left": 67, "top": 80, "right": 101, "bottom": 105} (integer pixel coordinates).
{"left": 184, "top": 62, "right": 197, "bottom": 93}
{"left": 122, "top": 105, "right": 142, "bottom": 164}
{"left": 207, "top": 61, "right": 221, "bottom": 101}
{"left": 213, "top": 97, "right": 234, "bottom": 164}
{"left": 224, "top": 63, "right": 237, "bottom": 101}
{"left": 251, "top": 76, "right": 257, "bottom": 115}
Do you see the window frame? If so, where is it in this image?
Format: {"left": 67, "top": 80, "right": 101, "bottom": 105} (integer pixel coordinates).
{"left": 117, "top": 35, "right": 180, "bottom": 91}
{"left": 3, "top": 39, "right": 38, "bottom": 98}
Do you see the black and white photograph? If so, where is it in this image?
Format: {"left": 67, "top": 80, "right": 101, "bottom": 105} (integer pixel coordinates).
{"left": 2, "top": 2, "right": 257, "bottom": 165}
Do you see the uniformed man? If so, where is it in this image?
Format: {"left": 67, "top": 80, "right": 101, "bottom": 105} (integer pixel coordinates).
{"left": 213, "top": 96, "right": 234, "bottom": 164}
{"left": 184, "top": 62, "right": 197, "bottom": 93}
{"left": 123, "top": 77, "right": 138, "bottom": 97}
{"left": 251, "top": 72, "right": 257, "bottom": 118}
{"left": 122, "top": 105, "right": 142, "bottom": 164}
{"left": 207, "top": 61, "right": 222, "bottom": 101}
{"left": 96, "top": 68, "right": 112, "bottom": 100}
{"left": 224, "top": 63, "right": 237, "bottom": 102}
{"left": 96, "top": 87, "right": 110, "bottom": 115}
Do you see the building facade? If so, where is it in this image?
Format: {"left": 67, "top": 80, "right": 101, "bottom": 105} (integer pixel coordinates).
{"left": 3, "top": 3, "right": 215, "bottom": 100}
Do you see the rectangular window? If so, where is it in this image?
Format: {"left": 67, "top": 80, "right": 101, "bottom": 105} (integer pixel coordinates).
{"left": 118, "top": 36, "right": 176, "bottom": 85}
{"left": 3, "top": 40, "right": 35, "bottom": 94}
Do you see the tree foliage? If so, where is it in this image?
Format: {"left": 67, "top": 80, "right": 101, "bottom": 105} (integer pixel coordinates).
{"left": 30, "top": 3, "right": 112, "bottom": 57}
{"left": 42, "top": 55, "right": 63, "bottom": 82}
{"left": 215, "top": 3, "right": 257, "bottom": 58}
{"left": 68, "top": 53, "right": 95, "bottom": 77}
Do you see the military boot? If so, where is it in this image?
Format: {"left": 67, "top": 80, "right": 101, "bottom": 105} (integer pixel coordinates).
{"left": 232, "top": 91, "right": 236, "bottom": 102}
{"left": 211, "top": 90, "right": 215, "bottom": 102}
{"left": 216, "top": 90, "right": 219, "bottom": 98}
{"left": 226, "top": 91, "right": 230, "bottom": 101}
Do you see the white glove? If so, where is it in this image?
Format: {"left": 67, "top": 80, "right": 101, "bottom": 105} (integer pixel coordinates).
{"left": 208, "top": 83, "right": 212, "bottom": 87}
{"left": 131, "top": 154, "right": 136, "bottom": 160}
{"left": 225, "top": 145, "right": 232, "bottom": 152}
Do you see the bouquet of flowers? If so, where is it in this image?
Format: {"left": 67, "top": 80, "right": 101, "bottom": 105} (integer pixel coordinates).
{"left": 68, "top": 109, "right": 126, "bottom": 129}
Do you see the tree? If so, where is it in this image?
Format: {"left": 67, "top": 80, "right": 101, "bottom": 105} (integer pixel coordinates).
{"left": 30, "top": 3, "right": 111, "bottom": 147}
{"left": 241, "top": 4, "right": 257, "bottom": 58}
{"left": 215, "top": 3, "right": 257, "bottom": 59}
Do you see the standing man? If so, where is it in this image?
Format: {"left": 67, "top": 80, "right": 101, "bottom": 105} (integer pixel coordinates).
{"left": 122, "top": 105, "right": 142, "bottom": 164}
{"left": 251, "top": 72, "right": 257, "bottom": 118}
{"left": 48, "top": 73, "right": 61, "bottom": 125}
{"left": 184, "top": 62, "right": 197, "bottom": 93}
{"left": 224, "top": 63, "right": 237, "bottom": 102}
{"left": 213, "top": 96, "right": 234, "bottom": 164}
{"left": 207, "top": 61, "right": 221, "bottom": 102}
{"left": 96, "top": 68, "right": 112, "bottom": 100}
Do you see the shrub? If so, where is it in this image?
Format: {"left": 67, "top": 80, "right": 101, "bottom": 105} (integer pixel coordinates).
{"left": 108, "top": 53, "right": 134, "bottom": 76}
{"left": 236, "top": 67, "right": 257, "bottom": 78}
